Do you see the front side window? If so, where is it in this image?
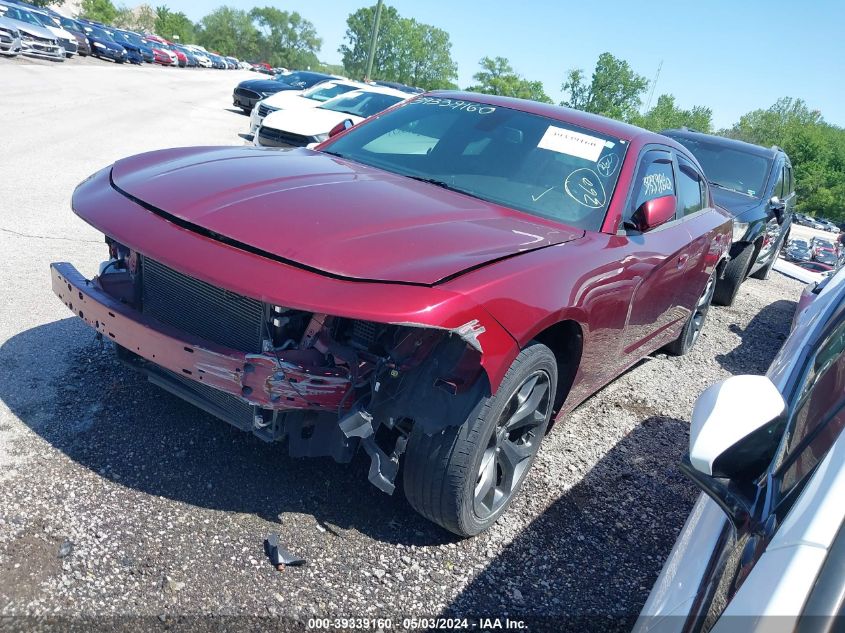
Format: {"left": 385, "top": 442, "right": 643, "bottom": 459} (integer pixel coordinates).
{"left": 627, "top": 150, "right": 675, "bottom": 222}
{"left": 323, "top": 97, "right": 629, "bottom": 231}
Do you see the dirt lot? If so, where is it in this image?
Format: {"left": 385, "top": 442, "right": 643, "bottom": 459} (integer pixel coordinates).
{"left": 0, "top": 57, "right": 806, "bottom": 631}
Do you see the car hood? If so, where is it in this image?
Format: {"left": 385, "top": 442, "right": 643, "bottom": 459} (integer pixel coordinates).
{"left": 711, "top": 187, "right": 764, "bottom": 217}
{"left": 90, "top": 36, "right": 122, "bottom": 50}
{"left": 262, "top": 107, "right": 363, "bottom": 137}
{"left": 109, "top": 147, "right": 582, "bottom": 285}
{"left": 7, "top": 19, "right": 53, "bottom": 40}
{"left": 238, "top": 78, "right": 298, "bottom": 94}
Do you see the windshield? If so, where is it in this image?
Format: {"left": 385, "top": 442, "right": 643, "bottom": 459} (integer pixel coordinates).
{"left": 319, "top": 91, "right": 403, "bottom": 119}
{"left": 323, "top": 96, "right": 628, "bottom": 231}
{"left": 0, "top": 6, "right": 42, "bottom": 26}
{"left": 670, "top": 136, "right": 771, "bottom": 198}
{"left": 303, "top": 82, "right": 358, "bottom": 103}
{"left": 274, "top": 72, "right": 321, "bottom": 88}
{"left": 32, "top": 12, "right": 59, "bottom": 28}
{"left": 88, "top": 25, "right": 112, "bottom": 40}
{"left": 59, "top": 16, "right": 81, "bottom": 31}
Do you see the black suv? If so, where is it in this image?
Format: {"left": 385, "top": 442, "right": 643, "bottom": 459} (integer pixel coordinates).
{"left": 662, "top": 129, "right": 794, "bottom": 305}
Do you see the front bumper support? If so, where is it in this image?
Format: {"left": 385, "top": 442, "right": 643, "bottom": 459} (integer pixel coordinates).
{"left": 51, "top": 262, "right": 352, "bottom": 412}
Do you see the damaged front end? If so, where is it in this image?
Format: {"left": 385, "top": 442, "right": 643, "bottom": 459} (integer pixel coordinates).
{"left": 51, "top": 240, "right": 492, "bottom": 494}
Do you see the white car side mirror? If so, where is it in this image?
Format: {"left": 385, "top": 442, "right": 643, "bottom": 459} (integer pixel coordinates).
{"left": 689, "top": 375, "right": 786, "bottom": 478}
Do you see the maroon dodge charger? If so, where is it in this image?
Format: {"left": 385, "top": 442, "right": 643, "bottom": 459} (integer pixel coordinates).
{"left": 53, "top": 92, "right": 732, "bottom": 536}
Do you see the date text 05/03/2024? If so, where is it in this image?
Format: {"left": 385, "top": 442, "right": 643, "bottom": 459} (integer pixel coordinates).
{"left": 306, "top": 617, "right": 528, "bottom": 630}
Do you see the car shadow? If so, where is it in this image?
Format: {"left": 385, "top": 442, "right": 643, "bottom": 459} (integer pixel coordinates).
{"left": 716, "top": 298, "right": 795, "bottom": 375}
{"left": 224, "top": 107, "right": 249, "bottom": 116}
{"left": 0, "top": 319, "right": 458, "bottom": 547}
{"left": 440, "top": 415, "right": 696, "bottom": 632}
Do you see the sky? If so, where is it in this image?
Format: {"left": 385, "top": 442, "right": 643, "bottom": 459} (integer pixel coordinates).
{"left": 163, "top": 0, "right": 845, "bottom": 130}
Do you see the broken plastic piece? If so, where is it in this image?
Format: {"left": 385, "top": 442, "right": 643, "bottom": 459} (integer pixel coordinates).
{"left": 338, "top": 408, "right": 375, "bottom": 439}
{"left": 264, "top": 533, "right": 305, "bottom": 570}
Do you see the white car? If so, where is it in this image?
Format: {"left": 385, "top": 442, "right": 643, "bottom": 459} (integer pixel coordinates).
{"left": 255, "top": 86, "right": 406, "bottom": 148}
{"left": 183, "top": 44, "right": 211, "bottom": 67}
{"left": 248, "top": 78, "right": 366, "bottom": 135}
{"left": 29, "top": 8, "right": 76, "bottom": 56}
{"left": 636, "top": 264, "right": 845, "bottom": 633}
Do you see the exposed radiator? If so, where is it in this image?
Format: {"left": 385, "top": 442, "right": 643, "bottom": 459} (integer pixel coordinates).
{"left": 140, "top": 256, "right": 266, "bottom": 353}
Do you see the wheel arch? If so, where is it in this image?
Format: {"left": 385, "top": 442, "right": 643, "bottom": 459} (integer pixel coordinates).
{"left": 527, "top": 319, "right": 584, "bottom": 418}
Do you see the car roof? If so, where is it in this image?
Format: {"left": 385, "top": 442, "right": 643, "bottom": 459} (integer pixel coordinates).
{"left": 427, "top": 90, "right": 674, "bottom": 144}
{"left": 662, "top": 127, "right": 782, "bottom": 160}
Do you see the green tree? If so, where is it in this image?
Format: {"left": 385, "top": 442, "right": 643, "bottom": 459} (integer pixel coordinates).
{"left": 155, "top": 6, "right": 195, "bottom": 42}
{"left": 196, "top": 6, "right": 259, "bottom": 59}
{"left": 561, "top": 52, "right": 648, "bottom": 121}
{"left": 630, "top": 94, "right": 713, "bottom": 133}
{"left": 27, "top": 0, "right": 64, "bottom": 8}
{"left": 113, "top": 4, "right": 157, "bottom": 32}
{"left": 79, "top": 0, "right": 118, "bottom": 24}
{"left": 339, "top": 4, "right": 457, "bottom": 89}
{"left": 466, "top": 56, "right": 551, "bottom": 103}
{"left": 726, "top": 97, "right": 845, "bottom": 222}
{"left": 250, "top": 7, "right": 321, "bottom": 69}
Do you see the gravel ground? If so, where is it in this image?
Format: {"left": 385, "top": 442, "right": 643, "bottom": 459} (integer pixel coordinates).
{"left": 0, "top": 60, "right": 805, "bottom": 632}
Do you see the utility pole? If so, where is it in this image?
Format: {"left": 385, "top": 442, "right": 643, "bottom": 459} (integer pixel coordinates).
{"left": 644, "top": 59, "right": 662, "bottom": 112}
{"left": 364, "top": 0, "right": 383, "bottom": 81}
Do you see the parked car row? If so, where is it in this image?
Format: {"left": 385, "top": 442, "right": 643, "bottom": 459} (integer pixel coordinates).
{"left": 0, "top": 0, "right": 244, "bottom": 68}
{"left": 232, "top": 71, "right": 424, "bottom": 148}
{"left": 796, "top": 212, "right": 842, "bottom": 233}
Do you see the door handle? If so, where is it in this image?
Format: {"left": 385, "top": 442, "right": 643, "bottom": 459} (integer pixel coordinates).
{"left": 677, "top": 254, "right": 690, "bottom": 269}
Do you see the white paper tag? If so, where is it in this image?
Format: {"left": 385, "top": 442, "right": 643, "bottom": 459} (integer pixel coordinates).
{"left": 537, "top": 126, "right": 605, "bottom": 162}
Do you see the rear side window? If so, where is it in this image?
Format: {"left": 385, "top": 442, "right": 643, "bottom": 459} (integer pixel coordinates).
{"left": 677, "top": 157, "right": 706, "bottom": 216}
{"left": 629, "top": 150, "right": 675, "bottom": 219}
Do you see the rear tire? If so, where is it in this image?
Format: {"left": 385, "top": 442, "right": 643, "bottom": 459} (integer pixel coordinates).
{"left": 403, "top": 343, "right": 557, "bottom": 537}
{"left": 713, "top": 243, "right": 754, "bottom": 306}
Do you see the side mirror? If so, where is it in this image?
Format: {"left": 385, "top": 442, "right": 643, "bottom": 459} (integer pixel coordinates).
{"left": 629, "top": 195, "right": 676, "bottom": 232}
{"left": 328, "top": 119, "right": 354, "bottom": 139}
{"left": 681, "top": 375, "right": 786, "bottom": 528}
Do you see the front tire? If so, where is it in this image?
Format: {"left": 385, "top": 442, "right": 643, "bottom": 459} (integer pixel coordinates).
{"left": 403, "top": 343, "right": 557, "bottom": 536}
{"left": 713, "top": 243, "right": 754, "bottom": 306}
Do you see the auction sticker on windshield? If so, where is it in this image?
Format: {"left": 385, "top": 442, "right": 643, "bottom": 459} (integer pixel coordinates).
{"left": 538, "top": 126, "right": 604, "bottom": 161}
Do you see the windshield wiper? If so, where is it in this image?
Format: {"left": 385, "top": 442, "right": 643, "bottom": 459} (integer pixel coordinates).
{"left": 406, "top": 175, "right": 452, "bottom": 188}
{"left": 709, "top": 181, "right": 755, "bottom": 198}
{"left": 320, "top": 150, "right": 345, "bottom": 158}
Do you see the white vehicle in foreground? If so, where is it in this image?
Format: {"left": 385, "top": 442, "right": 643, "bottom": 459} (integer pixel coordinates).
{"left": 636, "top": 265, "right": 845, "bottom": 633}
{"left": 248, "top": 78, "right": 366, "bottom": 135}
{"left": 255, "top": 86, "right": 406, "bottom": 148}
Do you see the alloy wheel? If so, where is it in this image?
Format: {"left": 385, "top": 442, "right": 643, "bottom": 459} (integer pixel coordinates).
{"left": 473, "top": 370, "right": 552, "bottom": 519}
{"left": 687, "top": 273, "right": 716, "bottom": 347}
